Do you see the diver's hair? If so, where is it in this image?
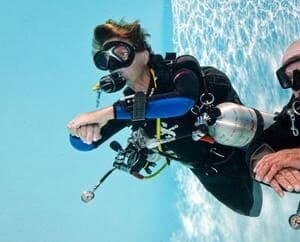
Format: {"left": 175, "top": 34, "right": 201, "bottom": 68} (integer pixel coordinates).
{"left": 92, "top": 19, "right": 151, "bottom": 54}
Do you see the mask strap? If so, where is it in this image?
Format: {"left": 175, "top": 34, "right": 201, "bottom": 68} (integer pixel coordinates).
{"left": 292, "top": 69, "right": 300, "bottom": 91}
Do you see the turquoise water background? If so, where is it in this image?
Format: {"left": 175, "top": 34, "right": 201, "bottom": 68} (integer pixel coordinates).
{"left": 0, "top": 1, "right": 177, "bottom": 242}
{"left": 0, "top": 0, "right": 299, "bottom": 242}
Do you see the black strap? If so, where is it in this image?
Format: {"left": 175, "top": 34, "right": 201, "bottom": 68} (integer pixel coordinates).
{"left": 165, "top": 52, "right": 176, "bottom": 61}
{"left": 132, "top": 92, "right": 147, "bottom": 130}
{"left": 166, "top": 54, "right": 210, "bottom": 101}
{"left": 252, "top": 109, "right": 265, "bottom": 141}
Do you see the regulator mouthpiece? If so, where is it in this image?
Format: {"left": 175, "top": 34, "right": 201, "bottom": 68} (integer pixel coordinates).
{"left": 98, "top": 72, "right": 126, "bottom": 93}
{"left": 92, "top": 72, "right": 127, "bottom": 107}
{"left": 81, "top": 191, "right": 95, "bottom": 203}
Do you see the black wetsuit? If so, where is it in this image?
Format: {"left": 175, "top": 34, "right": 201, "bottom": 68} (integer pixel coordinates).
{"left": 70, "top": 54, "right": 262, "bottom": 216}
{"left": 246, "top": 97, "right": 300, "bottom": 174}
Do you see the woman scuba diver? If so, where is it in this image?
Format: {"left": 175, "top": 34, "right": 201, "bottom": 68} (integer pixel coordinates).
{"left": 67, "top": 20, "right": 299, "bottom": 217}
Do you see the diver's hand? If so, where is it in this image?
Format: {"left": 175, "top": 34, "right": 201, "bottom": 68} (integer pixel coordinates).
{"left": 67, "top": 106, "right": 114, "bottom": 144}
{"left": 69, "top": 123, "right": 102, "bottom": 144}
{"left": 254, "top": 148, "right": 300, "bottom": 184}
{"left": 268, "top": 168, "right": 300, "bottom": 196}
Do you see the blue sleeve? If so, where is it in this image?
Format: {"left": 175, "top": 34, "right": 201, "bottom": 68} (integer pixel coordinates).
{"left": 114, "top": 69, "right": 199, "bottom": 119}
{"left": 69, "top": 135, "right": 98, "bottom": 151}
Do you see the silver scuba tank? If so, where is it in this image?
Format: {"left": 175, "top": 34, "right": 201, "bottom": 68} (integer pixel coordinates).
{"left": 208, "top": 102, "right": 276, "bottom": 147}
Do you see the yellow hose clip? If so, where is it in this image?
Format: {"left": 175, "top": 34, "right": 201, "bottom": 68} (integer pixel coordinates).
{"left": 92, "top": 82, "right": 100, "bottom": 92}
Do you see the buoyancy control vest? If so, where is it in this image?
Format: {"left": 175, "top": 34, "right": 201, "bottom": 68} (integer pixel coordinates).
{"left": 144, "top": 52, "right": 242, "bottom": 106}
{"left": 140, "top": 53, "right": 247, "bottom": 172}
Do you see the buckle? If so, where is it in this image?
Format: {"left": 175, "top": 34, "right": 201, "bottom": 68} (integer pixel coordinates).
{"left": 203, "top": 165, "right": 218, "bottom": 176}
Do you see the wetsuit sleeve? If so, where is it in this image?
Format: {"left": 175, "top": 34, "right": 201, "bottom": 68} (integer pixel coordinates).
{"left": 69, "top": 119, "right": 129, "bottom": 151}
{"left": 113, "top": 68, "right": 199, "bottom": 119}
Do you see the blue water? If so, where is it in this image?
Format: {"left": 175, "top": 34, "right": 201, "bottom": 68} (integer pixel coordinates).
{"left": 170, "top": 1, "right": 300, "bottom": 242}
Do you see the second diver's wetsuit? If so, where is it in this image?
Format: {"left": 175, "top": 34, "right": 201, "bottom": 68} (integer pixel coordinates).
{"left": 246, "top": 96, "right": 300, "bottom": 177}
{"left": 70, "top": 54, "right": 262, "bottom": 216}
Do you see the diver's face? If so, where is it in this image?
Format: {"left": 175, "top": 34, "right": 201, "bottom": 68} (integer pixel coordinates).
{"left": 101, "top": 38, "right": 149, "bottom": 88}
{"left": 285, "top": 58, "right": 300, "bottom": 98}
{"left": 94, "top": 38, "right": 136, "bottom": 72}
{"left": 282, "top": 44, "right": 300, "bottom": 97}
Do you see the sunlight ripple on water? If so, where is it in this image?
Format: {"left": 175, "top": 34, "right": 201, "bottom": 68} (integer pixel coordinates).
{"left": 171, "top": 1, "right": 300, "bottom": 241}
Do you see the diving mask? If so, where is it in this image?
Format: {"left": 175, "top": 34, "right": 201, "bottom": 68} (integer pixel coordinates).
{"left": 276, "top": 56, "right": 300, "bottom": 91}
{"left": 93, "top": 40, "right": 135, "bottom": 71}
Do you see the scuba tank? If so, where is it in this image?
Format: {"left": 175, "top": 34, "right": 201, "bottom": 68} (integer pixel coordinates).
{"left": 207, "top": 102, "right": 276, "bottom": 147}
